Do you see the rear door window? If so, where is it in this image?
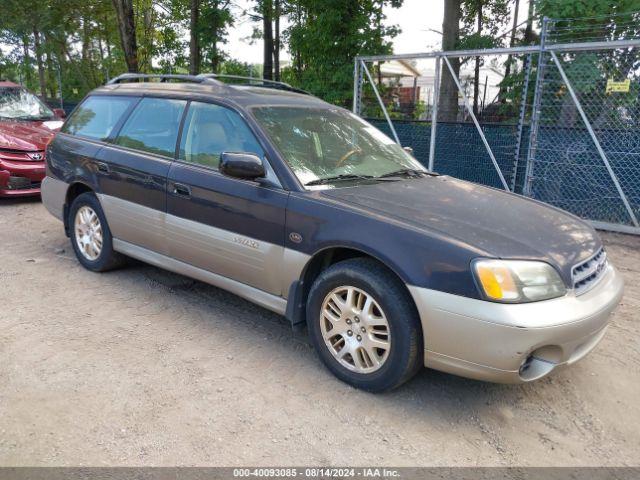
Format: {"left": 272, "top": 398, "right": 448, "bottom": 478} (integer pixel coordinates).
{"left": 114, "top": 97, "right": 187, "bottom": 158}
{"left": 62, "top": 96, "right": 134, "bottom": 140}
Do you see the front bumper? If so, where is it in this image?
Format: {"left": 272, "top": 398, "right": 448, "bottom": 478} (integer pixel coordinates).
{"left": 0, "top": 158, "right": 45, "bottom": 197}
{"left": 408, "top": 264, "right": 624, "bottom": 383}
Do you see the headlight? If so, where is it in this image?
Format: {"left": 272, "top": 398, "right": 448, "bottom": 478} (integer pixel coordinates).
{"left": 473, "top": 259, "right": 566, "bottom": 303}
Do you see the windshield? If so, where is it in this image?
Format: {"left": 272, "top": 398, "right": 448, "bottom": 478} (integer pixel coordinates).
{"left": 0, "top": 88, "right": 54, "bottom": 120}
{"left": 252, "top": 106, "right": 426, "bottom": 188}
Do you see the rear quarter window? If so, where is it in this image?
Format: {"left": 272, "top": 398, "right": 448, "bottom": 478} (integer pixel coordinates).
{"left": 62, "top": 96, "right": 135, "bottom": 141}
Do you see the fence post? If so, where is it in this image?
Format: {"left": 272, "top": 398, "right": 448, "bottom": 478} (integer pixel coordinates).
{"left": 511, "top": 53, "right": 532, "bottom": 192}
{"left": 549, "top": 51, "right": 639, "bottom": 228}
{"left": 352, "top": 58, "right": 362, "bottom": 115}
{"left": 523, "top": 16, "right": 549, "bottom": 196}
{"left": 360, "top": 60, "right": 401, "bottom": 145}
{"left": 442, "top": 56, "right": 510, "bottom": 191}
{"left": 428, "top": 56, "right": 441, "bottom": 172}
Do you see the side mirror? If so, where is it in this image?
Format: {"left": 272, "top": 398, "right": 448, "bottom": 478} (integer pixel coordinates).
{"left": 403, "top": 146, "right": 414, "bottom": 156}
{"left": 219, "top": 152, "right": 265, "bottom": 180}
{"left": 53, "top": 108, "right": 66, "bottom": 118}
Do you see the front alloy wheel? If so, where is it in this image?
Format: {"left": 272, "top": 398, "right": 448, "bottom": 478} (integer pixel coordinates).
{"left": 306, "top": 258, "right": 423, "bottom": 392}
{"left": 320, "top": 286, "right": 391, "bottom": 373}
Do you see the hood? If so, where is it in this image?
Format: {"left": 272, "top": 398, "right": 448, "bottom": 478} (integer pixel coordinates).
{"left": 0, "top": 119, "right": 62, "bottom": 151}
{"left": 321, "top": 176, "right": 601, "bottom": 282}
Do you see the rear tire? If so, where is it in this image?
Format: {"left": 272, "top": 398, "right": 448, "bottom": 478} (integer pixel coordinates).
{"left": 68, "top": 192, "right": 125, "bottom": 272}
{"left": 306, "top": 258, "right": 423, "bottom": 392}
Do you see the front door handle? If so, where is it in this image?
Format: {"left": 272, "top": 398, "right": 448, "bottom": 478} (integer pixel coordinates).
{"left": 173, "top": 183, "right": 191, "bottom": 197}
{"left": 96, "top": 162, "right": 110, "bottom": 174}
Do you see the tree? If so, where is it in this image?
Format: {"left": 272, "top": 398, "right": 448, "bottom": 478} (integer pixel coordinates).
{"left": 111, "top": 0, "right": 139, "bottom": 72}
{"left": 498, "top": 0, "right": 521, "bottom": 101}
{"left": 460, "top": 0, "right": 509, "bottom": 114}
{"left": 189, "top": 0, "right": 200, "bottom": 74}
{"left": 262, "top": 0, "right": 274, "bottom": 80}
{"left": 273, "top": 0, "right": 281, "bottom": 81}
{"left": 523, "top": 0, "right": 535, "bottom": 43}
{"left": 251, "top": 0, "right": 282, "bottom": 81}
{"left": 283, "top": 0, "right": 403, "bottom": 107}
{"left": 186, "top": 0, "right": 234, "bottom": 74}
{"left": 438, "top": 0, "right": 461, "bottom": 122}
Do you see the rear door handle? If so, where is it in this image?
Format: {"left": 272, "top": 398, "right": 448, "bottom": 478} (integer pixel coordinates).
{"left": 173, "top": 183, "right": 191, "bottom": 197}
{"left": 96, "top": 162, "right": 110, "bottom": 174}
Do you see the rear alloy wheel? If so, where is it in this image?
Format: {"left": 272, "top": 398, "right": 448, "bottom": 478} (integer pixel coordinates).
{"left": 320, "top": 286, "right": 391, "bottom": 374}
{"left": 307, "top": 258, "right": 423, "bottom": 392}
{"left": 74, "top": 205, "right": 103, "bottom": 261}
{"left": 68, "top": 192, "right": 125, "bottom": 272}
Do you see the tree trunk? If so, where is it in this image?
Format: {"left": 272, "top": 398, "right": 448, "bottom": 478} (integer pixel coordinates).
{"left": 473, "top": 1, "right": 482, "bottom": 116}
{"left": 44, "top": 37, "right": 57, "bottom": 99}
{"left": 524, "top": 0, "right": 534, "bottom": 44}
{"left": 262, "top": 0, "right": 273, "bottom": 80}
{"left": 210, "top": 20, "right": 219, "bottom": 73}
{"left": 22, "top": 36, "right": 33, "bottom": 87}
{"left": 273, "top": 0, "right": 280, "bottom": 81}
{"left": 189, "top": 0, "right": 200, "bottom": 75}
{"left": 81, "top": 17, "right": 90, "bottom": 62}
{"left": 293, "top": 2, "right": 303, "bottom": 81}
{"left": 438, "top": 0, "right": 461, "bottom": 122}
{"left": 111, "top": 0, "right": 139, "bottom": 73}
{"left": 500, "top": 0, "right": 520, "bottom": 101}
{"left": 33, "top": 29, "right": 47, "bottom": 98}
{"left": 141, "top": 1, "right": 154, "bottom": 72}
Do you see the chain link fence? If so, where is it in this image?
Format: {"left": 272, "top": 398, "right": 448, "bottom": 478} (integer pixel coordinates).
{"left": 354, "top": 13, "right": 640, "bottom": 234}
{"left": 525, "top": 15, "right": 640, "bottom": 230}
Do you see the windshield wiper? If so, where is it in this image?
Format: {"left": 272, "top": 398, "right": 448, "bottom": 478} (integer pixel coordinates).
{"left": 378, "top": 168, "right": 436, "bottom": 179}
{"left": 26, "top": 115, "right": 55, "bottom": 121}
{"left": 305, "top": 174, "right": 375, "bottom": 186}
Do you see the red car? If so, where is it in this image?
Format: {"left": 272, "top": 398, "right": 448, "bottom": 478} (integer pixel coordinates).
{"left": 0, "top": 81, "right": 65, "bottom": 197}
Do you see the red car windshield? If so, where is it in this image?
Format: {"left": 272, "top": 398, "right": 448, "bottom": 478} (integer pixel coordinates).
{"left": 0, "top": 87, "right": 54, "bottom": 120}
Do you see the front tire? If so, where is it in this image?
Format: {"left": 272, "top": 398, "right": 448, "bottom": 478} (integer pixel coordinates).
{"left": 68, "top": 192, "right": 125, "bottom": 272}
{"left": 306, "top": 258, "right": 423, "bottom": 392}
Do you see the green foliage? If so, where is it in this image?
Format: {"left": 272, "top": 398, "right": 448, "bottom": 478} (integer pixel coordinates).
{"left": 538, "top": 0, "right": 640, "bottom": 20}
{"left": 285, "top": 0, "right": 403, "bottom": 108}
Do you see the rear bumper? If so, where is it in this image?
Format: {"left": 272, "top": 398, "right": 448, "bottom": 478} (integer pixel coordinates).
{"left": 408, "top": 264, "right": 624, "bottom": 383}
{"left": 0, "top": 158, "right": 45, "bottom": 197}
{"left": 41, "top": 176, "right": 68, "bottom": 221}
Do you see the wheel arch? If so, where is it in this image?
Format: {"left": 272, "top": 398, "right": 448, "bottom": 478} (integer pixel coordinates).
{"left": 63, "top": 181, "right": 95, "bottom": 236}
{"left": 286, "top": 244, "right": 415, "bottom": 326}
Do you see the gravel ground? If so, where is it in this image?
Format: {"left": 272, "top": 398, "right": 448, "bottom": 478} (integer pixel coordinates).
{"left": 1, "top": 198, "right": 639, "bottom": 467}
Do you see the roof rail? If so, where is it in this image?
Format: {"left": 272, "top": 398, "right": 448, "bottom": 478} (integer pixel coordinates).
{"left": 107, "top": 73, "right": 225, "bottom": 86}
{"left": 106, "top": 72, "right": 309, "bottom": 95}
{"left": 197, "top": 74, "right": 309, "bottom": 94}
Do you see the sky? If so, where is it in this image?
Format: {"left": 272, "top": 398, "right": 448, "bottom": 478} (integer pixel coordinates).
{"left": 226, "top": 0, "right": 531, "bottom": 65}
{"left": 226, "top": 0, "right": 446, "bottom": 64}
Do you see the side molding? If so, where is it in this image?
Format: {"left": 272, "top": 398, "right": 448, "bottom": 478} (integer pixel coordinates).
{"left": 113, "top": 238, "right": 288, "bottom": 315}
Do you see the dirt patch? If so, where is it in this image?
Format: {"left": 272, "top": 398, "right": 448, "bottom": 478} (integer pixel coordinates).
{"left": 1, "top": 199, "right": 639, "bottom": 466}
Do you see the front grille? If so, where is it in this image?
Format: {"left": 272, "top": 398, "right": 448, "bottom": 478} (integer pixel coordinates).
{"left": 7, "top": 176, "right": 39, "bottom": 190}
{"left": 0, "top": 149, "right": 45, "bottom": 161}
{"left": 572, "top": 248, "right": 608, "bottom": 295}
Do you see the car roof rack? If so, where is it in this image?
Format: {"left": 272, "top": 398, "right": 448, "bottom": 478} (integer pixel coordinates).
{"left": 196, "top": 74, "right": 310, "bottom": 95}
{"left": 107, "top": 72, "right": 309, "bottom": 95}
{"left": 107, "top": 73, "right": 225, "bottom": 86}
